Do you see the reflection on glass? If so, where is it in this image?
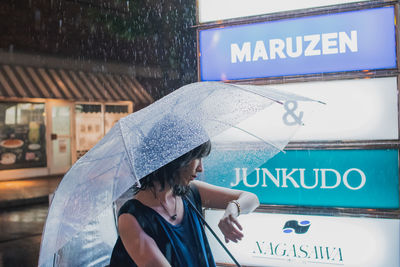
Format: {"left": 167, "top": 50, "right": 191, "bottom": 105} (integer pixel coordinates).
{"left": 51, "top": 106, "right": 71, "bottom": 172}
{"left": 28, "top": 122, "right": 40, "bottom": 144}
{"left": 52, "top": 106, "right": 70, "bottom": 135}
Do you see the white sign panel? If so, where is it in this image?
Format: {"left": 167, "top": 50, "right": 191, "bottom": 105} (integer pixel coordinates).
{"left": 276, "top": 77, "right": 398, "bottom": 141}
{"left": 213, "top": 77, "right": 398, "bottom": 143}
{"left": 205, "top": 210, "right": 400, "bottom": 267}
{"left": 199, "top": 0, "right": 373, "bottom": 23}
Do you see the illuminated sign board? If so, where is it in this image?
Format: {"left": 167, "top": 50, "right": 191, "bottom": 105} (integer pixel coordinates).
{"left": 212, "top": 77, "right": 398, "bottom": 142}
{"left": 198, "top": 0, "right": 373, "bottom": 23}
{"left": 204, "top": 149, "right": 399, "bottom": 208}
{"left": 199, "top": 7, "right": 396, "bottom": 81}
{"left": 205, "top": 211, "right": 400, "bottom": 267}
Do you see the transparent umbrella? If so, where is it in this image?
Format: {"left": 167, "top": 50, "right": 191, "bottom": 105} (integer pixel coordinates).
{"left": 38, "top": 81, "right": 322, "bottom": 267}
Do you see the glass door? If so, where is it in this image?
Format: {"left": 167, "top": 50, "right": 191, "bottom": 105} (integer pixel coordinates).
{"left": 47, "top": 100, "right": 73, "bottom": 174}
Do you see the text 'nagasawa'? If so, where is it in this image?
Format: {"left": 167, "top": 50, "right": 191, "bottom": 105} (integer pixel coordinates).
{"left": 253, "top": 241, "right": 344, "bottom": 264}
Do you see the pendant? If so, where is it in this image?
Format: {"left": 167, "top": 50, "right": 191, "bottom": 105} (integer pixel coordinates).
{"left": 171, "top": 214, "right": 177, "bottom": 220}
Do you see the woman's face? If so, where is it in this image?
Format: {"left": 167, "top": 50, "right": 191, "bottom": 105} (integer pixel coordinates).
{"left": 179, "top": 158, "right": 203, "bottom": 185}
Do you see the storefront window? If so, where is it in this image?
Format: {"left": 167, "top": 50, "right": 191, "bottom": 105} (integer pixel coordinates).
{"left": 75, "top": 103, "right": 130, "bottom": 159}
{"left": 0, "top": 102, "right": 46, "bottom": 170}
{"left": 104, "top": 104, "right": 129, "bottom": 133}
{"left": 75, "top": 104, "right": 103, "bottom": 159}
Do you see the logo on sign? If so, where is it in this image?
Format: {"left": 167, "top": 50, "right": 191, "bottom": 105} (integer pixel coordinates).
{"left": 252, "top": 219, "right": 343, "bottom": 263}
{"left": 283, "top": 100, "right": 304, "bottom": 126}
{"left": 232, "top": 167, "right": 366, "bottom": 190}
{"left": 231, "top": 31, "right": 358, "bottom": 63}
{"left": 283, "top": 220, "right": 311, "bottom": 234}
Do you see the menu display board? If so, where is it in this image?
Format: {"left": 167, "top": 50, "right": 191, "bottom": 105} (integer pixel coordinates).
{"left": 75, "top": 112, "right": 103, "bottom": 152}
{"left": 75, "top": 104, "right": 130, "bottom": 154}
{"left": 0, "top": 102, "right": 46, "bottom": 170}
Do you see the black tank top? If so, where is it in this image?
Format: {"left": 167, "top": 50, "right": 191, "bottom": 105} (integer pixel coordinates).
{"left": 110, "top": 184, "right": 216, "bottom": 267}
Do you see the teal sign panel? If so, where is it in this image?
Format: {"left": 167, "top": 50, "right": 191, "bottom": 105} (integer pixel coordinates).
{"left": 203, "top": 149, "right": 399, "bottom": 208}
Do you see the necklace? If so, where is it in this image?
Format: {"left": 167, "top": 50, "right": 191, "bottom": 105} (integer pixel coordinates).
{"left": 158, "top": 195, "right": 178, "bottom": 221}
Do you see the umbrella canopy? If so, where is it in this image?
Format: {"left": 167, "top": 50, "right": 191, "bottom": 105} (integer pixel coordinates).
{"left": 39, "top": 81, "right": 321, "bottom": 267}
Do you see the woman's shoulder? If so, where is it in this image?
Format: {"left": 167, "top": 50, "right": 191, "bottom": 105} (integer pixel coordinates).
{"left": 189, "top": 180, "right": 203, "bottom": 191}
{"left": 118, "top": 199, "right": 144, "bottom": 217}
{"left": 118, "top": 199, "right": 159, "bottom": 233}
{"left": 186, "top": 182, "right": 202, "bottom": 210}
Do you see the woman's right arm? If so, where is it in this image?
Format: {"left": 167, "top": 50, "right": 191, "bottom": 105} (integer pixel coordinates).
{"left": 118, "top": 214, "right": 171, "bottom": 267}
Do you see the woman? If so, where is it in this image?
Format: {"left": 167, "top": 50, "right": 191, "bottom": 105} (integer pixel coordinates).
{"left": 110, "top": 140, "right": 260, "bottom": 266}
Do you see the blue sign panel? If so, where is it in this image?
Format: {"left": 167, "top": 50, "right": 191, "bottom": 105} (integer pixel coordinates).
{"left": 199, "top": 7, "right": 396, "bottom": 81}
{"left": 203, "top": 149, "right": 399, "bottom": 208}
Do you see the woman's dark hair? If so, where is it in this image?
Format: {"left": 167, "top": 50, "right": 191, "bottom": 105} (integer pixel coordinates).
{"left": 137, "top": 140, "right": 211, "bottom": 196}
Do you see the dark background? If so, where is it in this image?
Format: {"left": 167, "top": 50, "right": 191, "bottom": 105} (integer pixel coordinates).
{"left": 0, "top": 0, "right": 198, "bottom": 99}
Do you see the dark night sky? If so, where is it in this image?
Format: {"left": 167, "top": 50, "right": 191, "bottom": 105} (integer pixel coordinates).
{"left": 0, "top": 0, "right": 198, "bottom": 98}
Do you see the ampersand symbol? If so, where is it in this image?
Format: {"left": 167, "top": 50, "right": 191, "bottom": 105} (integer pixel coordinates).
{"left": 282, "top": 100, "right": 304, "bottom": 126}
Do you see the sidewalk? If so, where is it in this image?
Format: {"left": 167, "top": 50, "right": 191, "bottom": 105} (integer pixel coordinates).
{"left": 0, "top": 175, "right": 63, "bottom": 209}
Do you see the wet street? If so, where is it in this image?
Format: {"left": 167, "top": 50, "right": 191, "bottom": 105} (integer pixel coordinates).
{"left": 0, "top": 203, "right": 48, "bottom": 267}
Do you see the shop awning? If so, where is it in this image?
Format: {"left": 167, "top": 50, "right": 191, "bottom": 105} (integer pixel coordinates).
{"left": 0, "top": 64, "right": 153, "bottom": 104}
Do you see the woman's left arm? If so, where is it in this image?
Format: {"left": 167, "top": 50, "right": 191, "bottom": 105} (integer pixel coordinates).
{"left": 191, "top": 180, "right": 260, "bottom": 243}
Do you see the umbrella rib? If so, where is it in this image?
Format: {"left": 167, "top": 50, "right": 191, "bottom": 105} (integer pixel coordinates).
{"left": 230, "top": 83, "right": 326, "bottom": 105}
{"left": 118, "top": 121, "right": 139, "bottom": 181}
{"left": 171, "top": 87, "right": 215, "bottom": 113}
{"left": 197, "top": 89, "right": 217, "bottom": 107}
{"left": 210, "top": 119, "right": 285, "bottom": 153}
{"left": 78, "top": 151, "right": 125, "bottom": 163}
{"left": 229, "top": 84, "right": 284, "bottom": 104}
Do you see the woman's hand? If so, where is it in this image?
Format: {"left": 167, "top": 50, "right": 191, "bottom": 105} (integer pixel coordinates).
{"left": 218, "top": 202, "right": 244, "bottom": 243}
{"left": 192, "top": 180, "right": 260, "bottom": 243}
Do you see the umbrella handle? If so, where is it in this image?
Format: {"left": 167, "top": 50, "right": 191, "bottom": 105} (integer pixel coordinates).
{"left": 184, "top": 196, "right": 242, "bottom": 267}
